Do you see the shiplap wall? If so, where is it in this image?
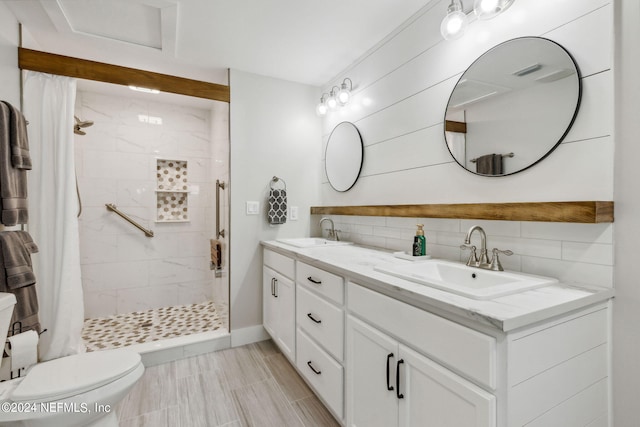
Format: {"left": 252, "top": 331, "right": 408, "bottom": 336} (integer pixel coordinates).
{"left": 320, "top": 0, "right": 612, "bottom": 205}
{"left": 316, "top": 0, "right": 613, "bottom": 288}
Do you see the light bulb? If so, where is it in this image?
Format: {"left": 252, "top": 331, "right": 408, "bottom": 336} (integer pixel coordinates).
{"left": 337, "top": 79, "right": 352, "bottom": 106}
{"left": 338, "top": 87, "right": 350, "bottom": 105}
{"left": 474, "top": 0, "right": 514, "bottom": 20}
{"left": 316, "top": 101, "right": 328, "bottom": 116}
{"left": 327, "top": 93, "right": 338, "bottom": 110}
{"left": 440, "top": 8, "right": 468, "bottom": 40}
{"left": 479, "top": 0, "right": 498, "bottom": 12}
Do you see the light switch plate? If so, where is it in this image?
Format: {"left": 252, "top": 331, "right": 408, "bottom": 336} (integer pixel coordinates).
{"left": 246, "top": 201, "right": 259, "bottom": 215}
{"left": 290, "top": 206, "right": 298, "bottom": 221}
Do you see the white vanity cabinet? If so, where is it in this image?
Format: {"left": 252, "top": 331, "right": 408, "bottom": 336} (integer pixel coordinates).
{"left": 346, "top": 281, "right": 610, "bottom": 427}
{"left": 263, "top": 249, "right": 295, "bottom": 361}
{"left": 261, "top": 242, "right": 611, "bottom": 427}
{"left": 346, "top": 284, "right": 496, "bottom": 427}
{"left": 295, "top": 261, "right": 346, "bottom": 420}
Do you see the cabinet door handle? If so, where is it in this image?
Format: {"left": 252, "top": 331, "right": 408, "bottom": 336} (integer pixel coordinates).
{"left": 273, "top": 278, "right": 278, "bottom": 298}
{"left": 307, "top": 276, "right": 322, "bottom": 285}
{"left": 307, "top": 361, "right": 322, "bottom": 375}
{"left": 396, "top": 359, "right": 404, "bottom": 399}
{"left": 386, "top": 353, "right": 394, "bottom": 391}
{"left": 307, "top": 313, "right": 322, "bottom": 324}
{"left": 271, "top": 278, "right": 275, "bottom": 296}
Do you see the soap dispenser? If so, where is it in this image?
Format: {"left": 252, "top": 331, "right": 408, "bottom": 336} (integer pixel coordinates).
{"left": 412, "top": 224, "right": 426, "bottom": 256}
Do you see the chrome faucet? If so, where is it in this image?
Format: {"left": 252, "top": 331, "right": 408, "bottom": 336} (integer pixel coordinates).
{"left": 320, "top": 217, "right": 339, "bottom": 241}
{"left": 463, "top": 225, "right": 490, "bottom": 268}
{"left": 461, "top": 225, "right": 513, "bottom": 271}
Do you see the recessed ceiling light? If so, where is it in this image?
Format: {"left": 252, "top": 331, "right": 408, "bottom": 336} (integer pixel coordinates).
{"left": 128, "top": 85, "right": 160, "bottom": 94}
{"left": 512, "top": 63, "right": 542, "bottom": 77}
{"left": 534, "top": 69, "right": 575, "bottom": 83}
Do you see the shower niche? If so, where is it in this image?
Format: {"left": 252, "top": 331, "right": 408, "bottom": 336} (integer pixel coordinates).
{"left": 155, "top": 158, "right": 189, "bottom": 222}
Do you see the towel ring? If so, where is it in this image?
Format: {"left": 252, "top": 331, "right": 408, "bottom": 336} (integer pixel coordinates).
{"left": 270, "top": 176, "right": 287, "bottom": 191}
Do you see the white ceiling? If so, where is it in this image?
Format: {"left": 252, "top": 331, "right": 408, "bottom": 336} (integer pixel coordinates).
{"left": 3, "top": 0, "right": 434, "bottom": 87}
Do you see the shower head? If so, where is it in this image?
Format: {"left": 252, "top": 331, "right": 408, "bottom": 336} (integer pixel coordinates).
{"left": 74, "top": 116, "right": 94, "bottom": 135}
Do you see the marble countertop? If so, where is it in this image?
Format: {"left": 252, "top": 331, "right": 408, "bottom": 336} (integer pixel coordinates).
{"left": 261, "top": 240, "right": 614, "bottom": 332}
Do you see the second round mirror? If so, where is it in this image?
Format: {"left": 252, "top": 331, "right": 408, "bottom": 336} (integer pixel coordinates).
{"left": 444, "top": 37, "right": 581, "bottom": 176}
{"left": 325, "top": 122, "right": 363, "bottom": 192}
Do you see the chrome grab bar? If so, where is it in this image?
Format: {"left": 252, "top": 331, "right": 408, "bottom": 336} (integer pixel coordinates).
{"left": 216, "top": 180, "right": 226, "bottom": 239}
{"left": 105, "top": 203, "right": 154, "bottom": 238}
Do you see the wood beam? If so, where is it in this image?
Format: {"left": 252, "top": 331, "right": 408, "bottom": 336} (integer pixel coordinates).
{"left": 445, "top": 120, "right": 467, "bottom": 133}
{"left": 18, "top": 47, "right": 230, "bottom": 103}
{"left": 310, "top": 201, "right": 614, "bottom": 223}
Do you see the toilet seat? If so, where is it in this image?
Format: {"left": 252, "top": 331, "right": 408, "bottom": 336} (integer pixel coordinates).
{"left": 10, "top": 349, "right": 141, "bottom": 403}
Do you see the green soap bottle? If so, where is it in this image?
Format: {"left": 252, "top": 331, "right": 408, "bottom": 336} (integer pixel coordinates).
{"left": 412, "top": 224, "right": 426, "bottom": 256}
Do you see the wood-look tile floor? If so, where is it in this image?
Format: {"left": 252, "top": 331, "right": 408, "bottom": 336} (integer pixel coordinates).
{"left": 116, "top": 340, "right": 341, "bottom": 427}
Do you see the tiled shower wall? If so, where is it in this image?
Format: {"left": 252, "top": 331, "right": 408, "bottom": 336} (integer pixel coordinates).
{"left": 74, "top": 90, "right": 227, "bottom": 318}
{"left": 313, "top": 215, "right": 613, "bottom": 288}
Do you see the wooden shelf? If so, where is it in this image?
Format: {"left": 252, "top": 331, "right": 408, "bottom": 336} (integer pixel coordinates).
{"left": 310, "top": 201, "right": 614, "bottom": 223}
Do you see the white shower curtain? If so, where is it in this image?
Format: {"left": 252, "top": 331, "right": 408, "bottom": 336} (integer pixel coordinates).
{"left": 446, "top": 131, "right": 467, "bottom": 165}
{"left": 24, "top": 72, "right": 85, "bottom": 361}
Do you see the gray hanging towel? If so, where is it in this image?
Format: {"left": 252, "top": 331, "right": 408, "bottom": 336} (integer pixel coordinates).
{"left": 0, "top": 103, "right": 29, "bottom": 226}
{"left": 0, "top": 231, "right": 40, "bottom": 334}
{"left": 268, "top": 188, "right": 287, "bottom": 225}
{"left": 1, "top": 101, "right": 32, "bottom": 170}
{"left": 475, "top": 154, "right": 503, "bottom": 175}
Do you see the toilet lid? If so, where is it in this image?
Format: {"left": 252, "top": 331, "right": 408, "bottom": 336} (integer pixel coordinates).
{"left": 11, "top": 349, "right": 141, "bottom": 402}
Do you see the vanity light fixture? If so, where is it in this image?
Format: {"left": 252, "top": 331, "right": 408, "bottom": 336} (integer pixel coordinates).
{"left": 316, "top": 77, "right": 353, "bottom": 116}
{"left": 326, "top": 86, "right": 340, "bottom": 111}
{"left": 441, "top": 0, "right": 516, "bottom": 40}
{"left": 337, "top": 78, "right": 353, "bottom": 106}
{"left": 441, "top": 0, "right": 468, "bottom": 40}
{"left": 473, "top": 0, "right": 514, "bottom": 20}
{"left": 316, "top": 93, "right": 329, "bottom": 116}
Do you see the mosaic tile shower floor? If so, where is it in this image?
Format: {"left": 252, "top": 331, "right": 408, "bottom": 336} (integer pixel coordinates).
{"left": 82, "top": 300, "right": 228, "bottom": 352}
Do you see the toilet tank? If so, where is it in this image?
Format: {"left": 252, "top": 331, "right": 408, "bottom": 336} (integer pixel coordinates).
{"left": 0, "top": 293, "right": 16, "bottom": 368}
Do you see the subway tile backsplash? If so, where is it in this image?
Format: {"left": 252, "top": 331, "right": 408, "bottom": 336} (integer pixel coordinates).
{"left": 313, "top": 215, "right": 613, "bottom": 288}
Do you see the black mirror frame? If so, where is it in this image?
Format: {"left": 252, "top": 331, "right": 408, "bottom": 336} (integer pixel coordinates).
{"left": 443, "top": 37, "right": 583, "bottom": 177}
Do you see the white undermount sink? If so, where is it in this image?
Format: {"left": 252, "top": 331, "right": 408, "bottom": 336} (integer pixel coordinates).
{"left": 374, "top": 260, "right": 558, "bottom": 300}
{"left": 276, "top": 238, "right": 352, "bottom": 248}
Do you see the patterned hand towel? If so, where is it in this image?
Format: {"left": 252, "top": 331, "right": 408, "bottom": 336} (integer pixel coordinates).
{"left": 268, "top": 189, "right": 287, "bottom": 225}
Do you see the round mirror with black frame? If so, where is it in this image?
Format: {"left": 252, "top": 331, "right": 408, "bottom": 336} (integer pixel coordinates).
{"left": 444, "top": 37, "right": 582, "bottom": 177}
{"left": 325, "top": 121, "right": 364, "bottom": 192}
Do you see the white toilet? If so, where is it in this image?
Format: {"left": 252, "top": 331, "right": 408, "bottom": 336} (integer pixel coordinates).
{"left": 0, "top": 293, "right": 145, "bottom": 427}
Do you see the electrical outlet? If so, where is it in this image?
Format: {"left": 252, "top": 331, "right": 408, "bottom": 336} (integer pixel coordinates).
{"left": 290, "top": 206, "right": 298, "bottom": 221}
{"left": 246, "top": 201, "right": 259, "bottom": 215}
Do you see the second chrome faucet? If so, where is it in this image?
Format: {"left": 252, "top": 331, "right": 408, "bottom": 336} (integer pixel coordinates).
{"left": 460, "top": 225, "right": 513, "bottom": 271}
{"left": 320, "top": 217, "right": 340, "bottom": 241}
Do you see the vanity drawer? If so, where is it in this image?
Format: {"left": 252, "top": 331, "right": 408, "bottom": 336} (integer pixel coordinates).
{"left": 297, "top": 328, "right": 344, "bottom": 420}
{"left": 296, "top": 262, "right": 344, "bottom": 305}
{"left": 348, "top": 282, "right": 497, "bottom": 389}
{"left": 264, "top": 249, "right": 294, "bottom": 279}
{"left": 297, "top": 285, "right": 344, "bottom": 361}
